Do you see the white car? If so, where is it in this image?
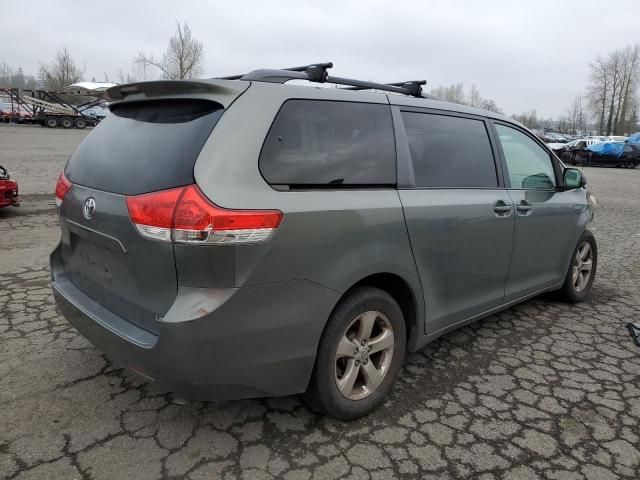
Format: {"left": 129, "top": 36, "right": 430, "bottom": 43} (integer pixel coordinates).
{"left": 546, "top": 142, "right": 567, "bottom": 151}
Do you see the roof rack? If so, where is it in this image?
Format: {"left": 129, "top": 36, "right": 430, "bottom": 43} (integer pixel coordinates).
{"left": 216, "top": 62, "right": 426, "bottom": 98}
{"left": 344, "top": 80, "right": 427, "bottom": 97}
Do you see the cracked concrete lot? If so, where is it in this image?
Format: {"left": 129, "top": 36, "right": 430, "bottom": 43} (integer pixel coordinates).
{"left": 1, "top": 125, "right": 640, "bottom": 479}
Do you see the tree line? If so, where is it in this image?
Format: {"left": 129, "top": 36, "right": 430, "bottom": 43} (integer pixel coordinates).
{"left": 429, "top": 83, "right": 502, "bottom": 113}
{"left": 4, "top": 25, "right": 505, "bottom": 116}
{"left": 513, "top": 44, "right": 639, "bottom": 135}
{"left": 0, "top": 64, "right": 39, "bottom": 89}
{"left": 0, "top": 21, "right": 204, "bottom": 91}
{"left": 4, "top": 25, "right": 637, "bottom": 137}
{"left": 588, "top": 45, "right": 639, "bottom": 136}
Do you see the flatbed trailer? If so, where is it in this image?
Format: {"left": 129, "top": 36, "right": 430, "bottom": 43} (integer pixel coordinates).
{"left": 0, "top": 88, "right": 107, "bottom": 129}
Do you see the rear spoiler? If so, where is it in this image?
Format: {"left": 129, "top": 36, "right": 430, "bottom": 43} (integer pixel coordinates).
{"left": 105, "top": 79, "right": 250, "bottom": 108}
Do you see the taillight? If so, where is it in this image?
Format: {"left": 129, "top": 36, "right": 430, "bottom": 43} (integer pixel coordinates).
{"left": 55, "top": 171, "right": 72, "bottom": 207}
{"left": 126, "top": 185, "right": 283, "bottom": 245}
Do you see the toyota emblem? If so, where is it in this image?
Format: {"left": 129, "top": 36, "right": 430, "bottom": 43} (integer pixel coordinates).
{"left": 83, "top": 197, "right": 96, "bottom": 219}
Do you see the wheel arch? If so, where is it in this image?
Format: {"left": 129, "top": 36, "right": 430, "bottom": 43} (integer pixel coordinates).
{"left": 338, "top": 272, "right": 423, "bottom": 352}
{"left": 304, "top": 270, "right": 423, "bottom": 399}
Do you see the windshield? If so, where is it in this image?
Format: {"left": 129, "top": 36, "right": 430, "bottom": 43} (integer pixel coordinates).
{"left": 65, "top": 99, "right": 223, "bottom": 195}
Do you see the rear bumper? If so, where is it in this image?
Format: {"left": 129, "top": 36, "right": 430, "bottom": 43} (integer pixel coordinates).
{"left": 51, "top": 245, "right": 340, "bottom": 400}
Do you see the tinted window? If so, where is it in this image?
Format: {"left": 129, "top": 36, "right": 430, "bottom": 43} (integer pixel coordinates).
{"left": 495, "top": 124, "right": 556, "bottom": 190}
{"left": 65, "top": 99, "right": 223, "bottom": 195}
{"left": 260, "top": 100, "right": 395, "bottom": 185}
{"left": 402, "top": 112, "right": 498, "bottom": 188}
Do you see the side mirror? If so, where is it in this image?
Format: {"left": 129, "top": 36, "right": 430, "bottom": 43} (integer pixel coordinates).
{"left": 563, "top": 168, "right": 586, "bottom": 189}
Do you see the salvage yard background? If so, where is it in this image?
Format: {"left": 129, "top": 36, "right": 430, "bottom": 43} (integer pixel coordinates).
{"left": 1, "top": 124, "right": 640, "bottom": 479}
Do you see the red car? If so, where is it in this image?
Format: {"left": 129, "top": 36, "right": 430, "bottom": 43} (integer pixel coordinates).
{"left": 0, "top": 165, "right": 19, "bottom": 208}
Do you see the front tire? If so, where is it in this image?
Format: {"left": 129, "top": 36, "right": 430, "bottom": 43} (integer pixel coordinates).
{"left": 558, "top": 230, "right": 597, "bottom": 303}
{"left": 305, "top": 287, "right": 406, "bottom": 421}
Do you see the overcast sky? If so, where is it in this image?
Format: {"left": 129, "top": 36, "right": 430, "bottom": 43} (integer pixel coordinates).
{"left": 2, "top": 0, "right": 638, "bottom": 117}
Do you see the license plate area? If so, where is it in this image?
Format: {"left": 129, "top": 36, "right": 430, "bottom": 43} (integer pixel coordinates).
{"left": 70, "top": 233, "right": 115, "bottom": 284}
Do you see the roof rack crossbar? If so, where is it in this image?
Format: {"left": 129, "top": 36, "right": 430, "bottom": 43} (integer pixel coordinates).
{"left": 282, "top": 62, "right": 333, "bottom": 73}
{"left": 215, "top": 62, "right": 426, "bottom": 98}
{"left": 218, "top": 62, "right": 333, "bottom": 81}
{"left": 344, "top": 80, "right": 426, "bottom": 97}
{"left": 325, "top": 76, "right": 413, "bottom": 96}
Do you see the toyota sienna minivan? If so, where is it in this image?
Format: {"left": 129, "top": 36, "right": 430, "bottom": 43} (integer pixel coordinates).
{"left": 51, "top": 63, "right": 597, "bottom": 420}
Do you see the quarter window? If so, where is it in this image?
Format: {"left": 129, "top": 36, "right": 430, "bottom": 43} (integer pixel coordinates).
{"left": 259, "top": 100, "right": 396, "bottom": 186}
{"left": 495, "top": 124, "right": 556, "bottom": 189}
{"left": 401, "top": 112, "right": 498, "bottom": 188}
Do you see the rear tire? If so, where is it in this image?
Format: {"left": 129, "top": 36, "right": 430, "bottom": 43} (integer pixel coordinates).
{"left": 45, "top": 116, "right": 58, "bottom": 128}
{"left": 304, "top": 287, "right": 406, "bottom": 421}
{"left": 60, "top": 117, "right": 73, "bottom": 129}
{"left": 557, "top": 230, "right": 597, "bottom": 303}
{"left": 74, "top": 117, "right": 87, "bottom": 129}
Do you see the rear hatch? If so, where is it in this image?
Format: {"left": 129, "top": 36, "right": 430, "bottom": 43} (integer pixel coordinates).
{"left": 57, "top": 83, "right": 246, "bottom": 334}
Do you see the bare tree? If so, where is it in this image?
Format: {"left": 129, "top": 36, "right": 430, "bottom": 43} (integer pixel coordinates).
{"left": 135, "top": 21, "right": 204, "bottom": 80}
{"left": 116, "top": 68, "right": 137, "bottom": 84}
{"left": 430, "top": 83, "right": 465, "bottom": 104}
{"left": 615, "top": 45, "right": 639, "bottom": 134}
{"left": 604, "top": 51, "right": 623, "bottom": 135}
{"left": 39, "top": 47, "right": 85, "bottom": 91}
{"left": 588, "top": 44, "right": 640, "bottom": 135}
{"left": 512, "top": 110, "right": 540, "bottom": 129}
{"left": 588, "top": 56, "right": 609, "bottom": 135}
{"left": 557, "top": 114, "right": 569, "bottom": 134}
{"left": 566, "top": 94, "right": 586, "bottom": 135}
{"left": 429, "top": 83, "right": 502, "bottom": 113}
{"left": 468, "top": 84, "right": 482, "bottom": 107}
{"left": 480, "top": 99, "right": 502, "bottom": 114}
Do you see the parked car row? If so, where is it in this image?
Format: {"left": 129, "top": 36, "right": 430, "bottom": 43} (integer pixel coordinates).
{"left": 532, "top": 128, "right": 630, "bottom": 146}
{"left": 550, "top": 137, "right": 639, "bottom": 168}
{"left": 541, "top": 132, "right": 574, "bottom": 143}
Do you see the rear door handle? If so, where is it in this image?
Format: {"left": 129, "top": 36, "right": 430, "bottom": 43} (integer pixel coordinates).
{"left": 516, "top": 200, "right": 532, "bottom": 215}
{"left": 493, "top": 200, "right": 512, "bottom": 217}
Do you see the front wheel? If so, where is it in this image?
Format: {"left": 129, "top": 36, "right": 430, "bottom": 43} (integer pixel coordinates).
{"left": 558, "top": 230, "right": 597, "bottom": 303}
{"left": 305, "top": 287, "right": 406, "bottom": 421}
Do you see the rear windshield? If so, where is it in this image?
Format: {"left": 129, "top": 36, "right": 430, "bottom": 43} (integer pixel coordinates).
{"left": 65, "top": 99, "right": 223, "bottom": 195}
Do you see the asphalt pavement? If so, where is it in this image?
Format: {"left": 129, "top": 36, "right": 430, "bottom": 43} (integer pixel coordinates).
{"left": 1, "top": 125, "right": 639, "bottom": 479}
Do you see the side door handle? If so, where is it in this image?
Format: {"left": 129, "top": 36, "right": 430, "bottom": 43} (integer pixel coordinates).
{"left": 493, "top": 200, "right": 512, "bottom": 217}
{"left": 516, "top": 200, "right": 532, "bottom": 215}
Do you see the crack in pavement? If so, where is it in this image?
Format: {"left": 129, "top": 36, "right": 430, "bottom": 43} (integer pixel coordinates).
{"left": 1, "top": 166, "right": 640, "bottom": 479}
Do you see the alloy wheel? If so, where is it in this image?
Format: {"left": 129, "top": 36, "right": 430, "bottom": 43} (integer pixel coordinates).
{"left": 334, "top": 311, "right": 395, "bottom": 400}
{"left": 572, "top": 242, "right": 594, "bottom": 292}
